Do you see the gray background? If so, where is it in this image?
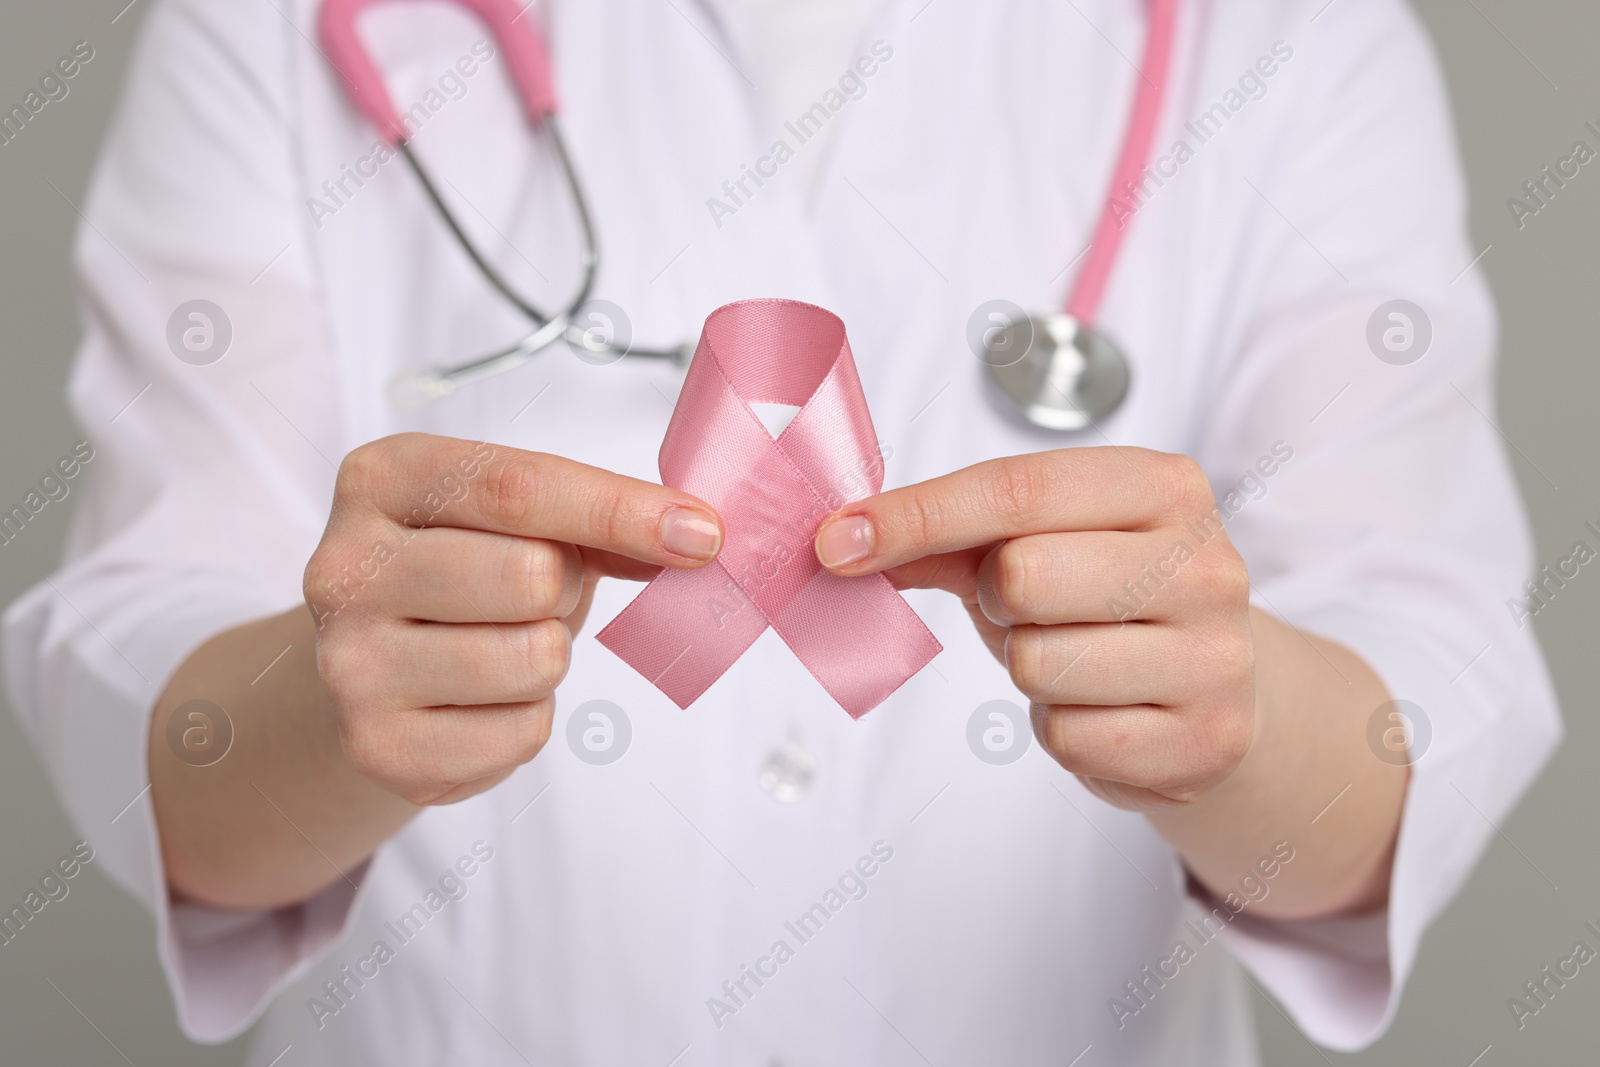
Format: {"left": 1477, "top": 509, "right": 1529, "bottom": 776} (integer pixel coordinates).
{"left": 0, "top": 0, "right": 1594, "bottom": 1063}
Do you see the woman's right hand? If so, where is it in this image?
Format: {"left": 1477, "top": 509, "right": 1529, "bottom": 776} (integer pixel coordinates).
{"left": 303, "top": 433, "right": 724, "bottom": 807}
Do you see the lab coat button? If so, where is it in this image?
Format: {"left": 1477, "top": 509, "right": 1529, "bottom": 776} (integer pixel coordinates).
{"left": 758, "top": 732, "right": 817, "bottom": 802}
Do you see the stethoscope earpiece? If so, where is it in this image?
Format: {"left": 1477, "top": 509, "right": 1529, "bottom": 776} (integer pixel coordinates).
{"left": 387, "top": 370, "right": 457, "bottom": 412}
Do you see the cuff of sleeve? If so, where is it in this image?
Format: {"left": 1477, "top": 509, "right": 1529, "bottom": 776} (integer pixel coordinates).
{"left": 1187, "top": 880, "right": 1390, "bottom": 1051}
{"left": 3, "top": 582, "right": 374, "bottom": 1042}
{"left": 163, "top": 860, "right": 371, "bottom": 1042}
{"left": 1213, "top": 604, "right": 1561, "bottom": 1051}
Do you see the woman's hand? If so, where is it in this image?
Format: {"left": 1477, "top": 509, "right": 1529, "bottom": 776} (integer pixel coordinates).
{"left": 814, "top": 446, "right": 1404, "bottom": 919}
{"left": 304, "top": 433, "right": 725, "bottom": 806}
{"left": 151, "top": 432, "right": 725, "bottom": 910}
{"left": 812, "top": 447, "right": 1254, "bottom": 812}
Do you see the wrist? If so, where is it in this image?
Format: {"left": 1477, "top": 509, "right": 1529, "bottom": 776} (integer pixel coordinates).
{"left": 1148, "top": 608, "right": 1406, "bottom": 921}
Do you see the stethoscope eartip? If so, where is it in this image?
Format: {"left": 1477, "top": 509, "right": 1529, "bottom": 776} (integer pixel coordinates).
{"left": 388, "top": 370, "right": 455, "bottom": 412}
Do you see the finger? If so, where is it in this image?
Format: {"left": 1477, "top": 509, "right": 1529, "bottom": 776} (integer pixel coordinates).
{"left": 1031, "top": 701, "right": 1252, "bottom": 796}
{"left": 1031, "top": 703, "right": 1178, "bottom": 787}
{"left": 880, "top": 547, "right": 989, "bottom": 598}
{"left": 578, "top": 546, "right": 668, "bottom": 584}
{"left": 814, "top": 447, "right": 1209, "bottom": 575}
{"left": 368, "top": 619, "right": 572, "bottom": 709}
{"left": 1005, "top": 621, "right": 1250, "bottom": 707}
{"left": 976, "top": 530, "right": 1244, "bottom": 627}
{"left": 360, "top": 528, "right": 585, "bottom": 623}
{"left": 304, "top": 524, "right": 657, "bottom": 628}
{"left": 341, "top": 434, "right": 724, "bottom": 567}
{"left": 341, "top": 698, "right": 554, "bottom": 805}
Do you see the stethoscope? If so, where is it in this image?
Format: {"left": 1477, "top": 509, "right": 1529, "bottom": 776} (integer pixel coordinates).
{"left": 319, "top": 0, "right": 1178, "bottom": 428}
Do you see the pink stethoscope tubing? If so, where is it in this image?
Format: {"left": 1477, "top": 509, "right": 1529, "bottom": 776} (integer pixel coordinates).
{"left": 319, "top": 0, "right": 684, "bottom": 404}
{"left": 1066, "top": 0, "right": 1178, "bottom": 327}
{"left": 983, "top": 0, "right": 1177, "bottom": 430}
{"left": 319, "top": 0, "right": 558, "bottom": 144}
{"left": 316, "top": 0, "right": 1179, "bottom": 414}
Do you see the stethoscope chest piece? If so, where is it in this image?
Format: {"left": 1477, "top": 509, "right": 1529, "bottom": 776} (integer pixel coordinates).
{"left": 983, "top": 314, "right": 1131, "bottom": 431}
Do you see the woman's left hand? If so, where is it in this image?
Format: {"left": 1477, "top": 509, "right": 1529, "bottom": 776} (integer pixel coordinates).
{"left": 813, "top": 446, "right": 1257, "bottom": 814}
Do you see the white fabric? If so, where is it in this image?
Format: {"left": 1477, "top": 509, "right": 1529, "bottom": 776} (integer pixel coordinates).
{"left": 1, "top": 0, "right": 1561, "bottom": 1063}
{"left": 707, "top": 0, "right": 889, "bottom": 195}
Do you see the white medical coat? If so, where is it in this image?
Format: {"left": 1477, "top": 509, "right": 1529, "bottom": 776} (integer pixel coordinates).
{"left": 2, "top": 0, "right": 1562, "bottom": 1063}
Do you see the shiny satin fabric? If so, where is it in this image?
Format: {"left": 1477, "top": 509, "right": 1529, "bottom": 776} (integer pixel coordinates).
{"left": 598, "top": 299, "right": 941, "bottom": 716}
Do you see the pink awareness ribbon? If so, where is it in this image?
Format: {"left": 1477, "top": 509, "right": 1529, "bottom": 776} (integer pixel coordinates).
{"left": 598, "top": 299, "right": 942, "bottom": 718}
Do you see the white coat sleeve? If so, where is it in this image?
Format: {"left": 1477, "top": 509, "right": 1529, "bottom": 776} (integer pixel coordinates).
{"left": 1188, "top": 0, "right": 1561, "bottom": 1051}
{"left": 1, "top": 0, "right": 366, "bottom": 1043}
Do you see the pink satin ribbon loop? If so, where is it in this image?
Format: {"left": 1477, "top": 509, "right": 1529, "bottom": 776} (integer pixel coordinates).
{"left": 598, "top": 299, "right": 941, "bottom": 717}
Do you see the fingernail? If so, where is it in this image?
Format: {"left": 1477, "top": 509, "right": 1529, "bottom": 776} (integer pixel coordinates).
{"left": 816, "top": 515, "right": 874, "bottom": 569}
{"left": 660, "top": 507, "right": 722, "bottom": 561}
